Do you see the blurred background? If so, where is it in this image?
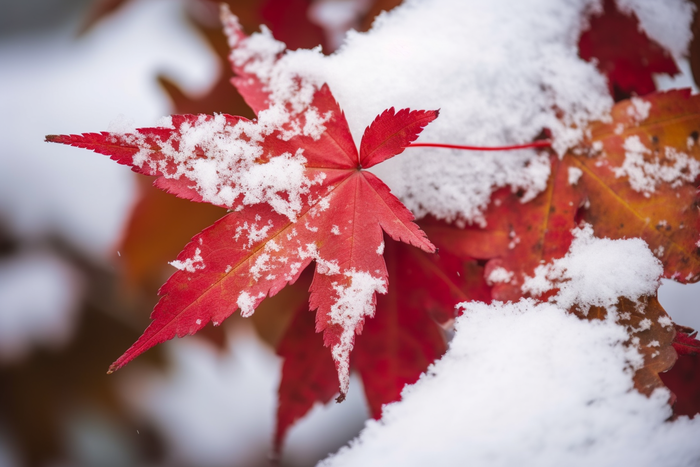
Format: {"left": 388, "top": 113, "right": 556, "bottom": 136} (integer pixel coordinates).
{"left": 0, "top": 0, "right": 698, "bottom": 466}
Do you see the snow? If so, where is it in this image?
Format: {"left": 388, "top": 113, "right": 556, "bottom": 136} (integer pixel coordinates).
{"left": 329, "top": 270, "right": 387, "bottom": 394}
{"left": 613, "top": 136, "right": 700, "bottom": 194}
{"left": 568, "top": 166, "right": 583, "bottom": 185}
{"left": 0, "top": 251, "right": 83, "bottom": 361}
{"left": 522, "top": 224, "right": 663, "bottom": 312}
{"left": 169, "top": 247, "right": 205, "bottom": 272}
{"left": 237, "top": 291, "right": 265, "bottom": 317}
{"left": 486, "top": 266, "right": 514, "bottom": 285}
{"left": 627, "top": 97, "right": 652, "bottom": 123}
{"left": 125, "top": 113, "right": 321, "bottom": 220}
{"left": 319, "top": 300, "right": 700, "bottom": 467}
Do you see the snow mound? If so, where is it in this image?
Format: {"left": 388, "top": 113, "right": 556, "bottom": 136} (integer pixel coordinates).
{"left": 320, "top": 300, "right": 700, "bottom": 467}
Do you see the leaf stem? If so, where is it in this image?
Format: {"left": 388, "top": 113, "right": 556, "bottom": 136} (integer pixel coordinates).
{"left": 407, "top": 140, "right": 552, "bottom": 151}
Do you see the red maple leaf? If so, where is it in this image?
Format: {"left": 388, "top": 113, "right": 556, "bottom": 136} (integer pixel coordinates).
{"left": 46, "top": 10, "right": 439, "bottom": 398}
{"left": 578, "top": 0, "right": 679, "bottom": 101}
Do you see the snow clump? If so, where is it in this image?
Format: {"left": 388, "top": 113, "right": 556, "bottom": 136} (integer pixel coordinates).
{"left": 522, "top": 224, "right": 663, "bottom": 312}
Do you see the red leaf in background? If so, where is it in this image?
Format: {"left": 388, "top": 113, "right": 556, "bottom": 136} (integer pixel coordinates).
{"left": 662, "top": 353, "right": 700, "bottom": 418}
{"left": 275, "top": 298, "right": 338, "bottom": 453}
{"left": 353, "top": 239, "right": 461, "bottom": 419}
{"left": 578, "top": 0, "right": 679, "bottom": 101}
{"left": 662, "top": 325, "right": 700, "bottom": 417}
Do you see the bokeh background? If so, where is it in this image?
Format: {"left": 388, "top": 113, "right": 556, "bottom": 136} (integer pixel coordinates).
{"left": 0, "top": 0, "right": 698, "bottom": 466}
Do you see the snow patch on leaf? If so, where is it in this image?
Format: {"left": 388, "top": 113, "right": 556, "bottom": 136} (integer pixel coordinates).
{"left": 613, "top": 135, "right": 700, "bottom": 194}
{"left": 122, "top": 114, "right": 321, "bottom": 220}
{"left": 567, "top": 166, "right": 583, "bottom": 185}
{"left": 170, "top": 248, "right": 205, "bottom": 272}
{"left": 486, "top": 267, "right": 513, "bottom": 285}
{"left": 237, "top": 291, "right": 265, "bottom": 317}
{"left": 233, "top": 218, "right": 275, "bottom": 248}
{"left": 330, "top": 270, "right": 387, "bottom": 394}
{"left": 298, "top": 243, "right": 340, "bottom": 276}
{"left": 522, "top": 224, "right": 662, "bottom": 312}
{"left": 627, "top": 97, "right": 651, "bottom": 123}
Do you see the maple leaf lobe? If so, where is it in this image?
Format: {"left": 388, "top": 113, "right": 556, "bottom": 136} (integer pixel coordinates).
{"left": 360, "top": 107, "right": 439, "bottom": 168}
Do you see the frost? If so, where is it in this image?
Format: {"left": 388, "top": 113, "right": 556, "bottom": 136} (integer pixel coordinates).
{"left": 568, "top": 166, "right": 583, "bottom": 185}
{"left": 522, "top": 224, "right": 662, "bottom": 312}
{"left": 329, "top": 270, "right": 387, "bottom": 394}
{"left": 170, "top": 248, "right": 206, "bottom": 272}
{"left": 613, "top": 136, "right": 700, "bottom": 194}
